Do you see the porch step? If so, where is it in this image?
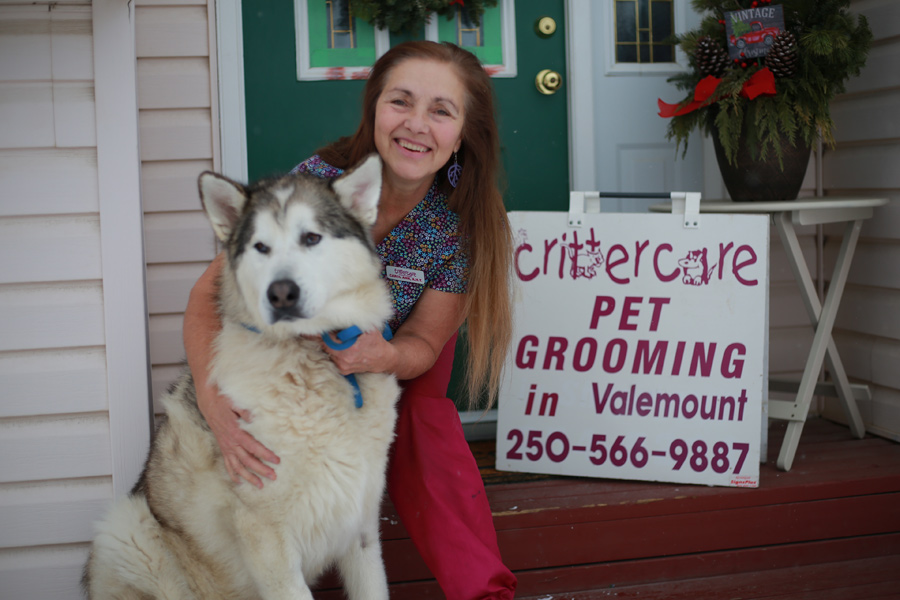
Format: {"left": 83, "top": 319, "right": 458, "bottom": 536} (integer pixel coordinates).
{"left": 513, "top": 534, "right": 900, "bottom": 600}
{"left": 312, "top": 418, "right": 900, "bottom": 598}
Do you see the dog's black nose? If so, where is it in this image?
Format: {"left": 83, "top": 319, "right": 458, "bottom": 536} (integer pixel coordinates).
{"left": 267, "top": 279, "right": 300, "bottom": 310}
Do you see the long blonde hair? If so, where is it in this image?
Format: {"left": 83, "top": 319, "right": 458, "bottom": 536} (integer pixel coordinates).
{"left": 319, "top": 41, "right": 512, "bottom": 409}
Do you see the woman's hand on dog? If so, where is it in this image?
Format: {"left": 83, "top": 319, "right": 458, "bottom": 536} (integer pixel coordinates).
{"left": 322, "top": 289, "right": 466, "bottom": 381}
{"left": 197, "top": 381, "right": 281, "bottom": 489}
{"left": 323, "top": 329, "right": 397, "bottom": 375}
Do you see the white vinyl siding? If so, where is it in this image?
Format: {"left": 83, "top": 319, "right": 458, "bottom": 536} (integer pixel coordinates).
{"left": 768, "top": 224, "right": 817, "bottom": 383}
{"left": 820, "top": 0, "right": 900, "bottom": 439}
{"left": 0, "top": 7, "right": 106, "bottom": 594}
{"left": 135, "top": 0, "right": 221, "bottom": 408}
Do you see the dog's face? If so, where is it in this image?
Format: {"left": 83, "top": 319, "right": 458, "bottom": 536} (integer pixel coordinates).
{"left": 198, "top": 155, "right": 387, "bottom": 336}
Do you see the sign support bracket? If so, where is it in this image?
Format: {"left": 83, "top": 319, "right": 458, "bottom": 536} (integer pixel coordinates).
{"left": 669, "top": 191, "right": 702, "bottom": 228}
{"left": 568, "top": 191, "right": 701, "bottom": 228}
{"left": 568, "top": 191, "right": 600, "bottom": 227}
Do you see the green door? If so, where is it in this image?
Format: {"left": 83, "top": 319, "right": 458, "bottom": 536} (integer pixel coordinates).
{"left": 242, "top": 0, "right": 569, "bottom": 212}
{"left": 241, "top": 0, "right": 569, "bottom": 409}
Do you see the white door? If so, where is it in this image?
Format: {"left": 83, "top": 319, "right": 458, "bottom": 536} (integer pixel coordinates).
{"left": 592, "top": 0, "right": 705, "bottom": 212}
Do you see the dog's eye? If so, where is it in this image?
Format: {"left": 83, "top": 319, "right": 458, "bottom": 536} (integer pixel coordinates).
{"left": 302, "top": 232, "right": 322, "bottom": 247}
{"left": 254, "top": 242, "right": 270, "bottom": 254}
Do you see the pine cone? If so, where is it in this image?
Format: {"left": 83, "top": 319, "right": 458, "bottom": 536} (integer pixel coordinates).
{"left": 766, "top": 31, "right": 799, "bottom": 78}
{"left": 696, "top": 36, "right": 730, "bottom": 78}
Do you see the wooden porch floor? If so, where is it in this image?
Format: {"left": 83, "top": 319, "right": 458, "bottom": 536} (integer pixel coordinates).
{"left": 317, "top": 417, "right": 900, "bottom": 599}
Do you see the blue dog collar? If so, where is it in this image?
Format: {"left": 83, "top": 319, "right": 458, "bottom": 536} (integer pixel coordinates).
{"left": 322, "top": 324, "right": 393, "bottom": 408}
{"left": 239, "top": 321, "right": 392, "bottom": 409}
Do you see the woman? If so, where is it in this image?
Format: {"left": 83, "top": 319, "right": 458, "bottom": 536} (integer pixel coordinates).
{"left": 184, "top": 41, "right": 516, "bottom": 599}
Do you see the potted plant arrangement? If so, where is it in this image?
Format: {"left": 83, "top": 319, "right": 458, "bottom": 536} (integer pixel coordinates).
{"left": 659, "top": 0, "right": 872, "bottom": 201}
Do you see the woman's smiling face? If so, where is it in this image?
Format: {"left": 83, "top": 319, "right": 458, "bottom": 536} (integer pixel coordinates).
{"left": 374, "top": 58, "right": 466, "bottom": 193}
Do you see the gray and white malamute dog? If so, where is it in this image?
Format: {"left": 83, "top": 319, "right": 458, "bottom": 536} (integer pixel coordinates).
{"left": 83, "top": 155, "right": 400, "bottom": 599}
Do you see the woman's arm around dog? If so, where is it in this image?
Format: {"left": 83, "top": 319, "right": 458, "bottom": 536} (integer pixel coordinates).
{"left": 183, "top": 253, "right": 281, "bottom": 488}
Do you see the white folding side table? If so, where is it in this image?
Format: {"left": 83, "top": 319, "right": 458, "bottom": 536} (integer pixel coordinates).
{"left": 651, "top": 197, "right": 888, "bottom": 471}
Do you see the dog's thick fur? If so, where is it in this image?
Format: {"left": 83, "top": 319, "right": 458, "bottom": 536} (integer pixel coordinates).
{"left": 83, "top": 155, "right": 400, "bottom": 599}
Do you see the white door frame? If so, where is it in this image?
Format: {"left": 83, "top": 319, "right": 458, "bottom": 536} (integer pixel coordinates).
{"left": 564, "top": 0, "right": 596, "bottom": 191}
{"left": 214, "top": 0, "right": 596, "bottom": 189}
{"left": 93, "top": 0, "right": 153, "bottom": 498}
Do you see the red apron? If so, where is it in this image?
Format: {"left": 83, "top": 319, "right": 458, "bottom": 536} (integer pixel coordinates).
{"left": 387, "top": 334, "right": 517, "bottom": 599}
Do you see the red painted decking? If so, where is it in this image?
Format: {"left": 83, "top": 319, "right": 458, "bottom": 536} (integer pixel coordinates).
{"left": 316, "top": 418, "right": 900, "bottom": 598}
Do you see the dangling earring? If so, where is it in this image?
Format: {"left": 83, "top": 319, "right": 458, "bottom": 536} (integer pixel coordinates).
{"left": 448, "top": 151, "right": 462, "bottom": 188}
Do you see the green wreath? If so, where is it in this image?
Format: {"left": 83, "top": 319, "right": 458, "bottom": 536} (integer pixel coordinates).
{"left": 350, "top": 0, "right": 498, "bottom": 34}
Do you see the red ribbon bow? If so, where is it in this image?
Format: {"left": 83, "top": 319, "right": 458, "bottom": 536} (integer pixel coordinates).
{"left": 658, "top": 67, "right": 776, "bottom": 118}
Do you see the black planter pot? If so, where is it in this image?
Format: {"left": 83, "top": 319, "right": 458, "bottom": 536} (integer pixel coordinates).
{"left": 712, "top": 130, "right": 812, "bottom": 202}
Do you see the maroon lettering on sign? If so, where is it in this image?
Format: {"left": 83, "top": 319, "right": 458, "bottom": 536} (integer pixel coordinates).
{"left": 556, "top": 233, "right": 567, "bottom": 279}
{"left": 514, "top": 229, "right": 761, "bottom": 286}
{"left": 654, "top": 243, "right": 679, "bottom": 282}
{"left": 671, "top": 341, "right": 686, "bottom": 376}
{"left": 589, "top": 296, "right": 615, "bottom": 329}
{"left": 721, "top": 342, "right": 746, "bottom": 378}
{"left": 633, "top": 340, "right": 668, "bottom": 375}
{"left": 573, "top": 337, "right": 598, "bottom": 372}
{"left": 605, "top": 244, "right": 630, "bottom": 284}
{"left": 634, "top": 240, "right": 650, "bottom": 278}
{"left": 590, "top": 382, "right": 750, "bottom": 422}
{"left": 682, "top": 394, "right": 699, "bottom": 418}
{"left": 544, "top": 337, "right": 568, "bottom": 371}
{"left": 619, "top": 296, "right": 642, "bottom": 331}
{"left": 541, "top": 393, "right": 559, "bottom": 417}
{"left": 647, "top": 297, "right": 671, "bottom": 331}
{"left": 514, "top": 335, "right": 750, "bottom": 377}
{"left": 733, "top": 245, "right": 759, "bottom": 286}
{"left": 635, "top": 392, "right": 653, "bottom": 416}
{"left": 514, "top": 242, "right": 538, "bottom": 281}
{"left": 586, "top": 227, "right": 602, "bottom": 252}
{"left": 689, "top": 342, "right": 717, "bottom": 377}
{"left": 718, "top": 242, "right": 734, "bottom": 280}
{"left": 515, "top": 334, "right": 539, "bottom": 368}
{"left": 525, "top": 383, "right": 537, "bottom": 415}
{"left": 544, "top": 237, "right": 559, "bottom": 279}
{"left": 603, "top": 338, "right": 628, "bottom": 373}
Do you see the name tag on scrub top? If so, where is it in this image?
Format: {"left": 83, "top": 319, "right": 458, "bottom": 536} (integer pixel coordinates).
{"left": 386, "top": 265, "right": 425, "bottom": 285}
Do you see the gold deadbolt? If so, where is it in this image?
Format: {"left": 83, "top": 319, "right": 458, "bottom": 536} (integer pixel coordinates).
{"left": 535, "top": 69, "right": 562, "bottom": 95}
{"left": 535, "top": 16, "right": 557, "bottom": 37}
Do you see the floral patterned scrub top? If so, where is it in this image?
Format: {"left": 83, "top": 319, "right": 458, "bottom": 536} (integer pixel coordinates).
{"left": 292, "top": 155, "right": 469, "bottom": 333}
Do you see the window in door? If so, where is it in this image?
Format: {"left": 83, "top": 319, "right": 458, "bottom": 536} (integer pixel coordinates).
{"left": 297, "top": 0, "right": 389, "bottom": 79}
{"left": 434, "top": 5, "right": 505, "bottom": 68}
{"left": 326, "top": 0, "right": 356, "bottom": 49}
{"left": 605, "top": 0, "right": 689, "bottom": 75}
{"left": 454, "top": 6, "right": 482, "bottom": 47}
{"left": 615, "top": 0, "right": 674, "bottom": 63}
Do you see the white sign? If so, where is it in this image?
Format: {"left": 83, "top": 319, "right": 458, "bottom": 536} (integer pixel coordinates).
{"left": 496, "top": 211, "right": 769, "bottom": 488}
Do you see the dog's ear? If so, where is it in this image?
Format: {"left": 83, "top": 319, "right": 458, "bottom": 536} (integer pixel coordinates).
{"left": 198, "top": 171, "right": 247, "bottom": 242}
{"left": 332, "top": 154, "right": 382, "bottom": 227}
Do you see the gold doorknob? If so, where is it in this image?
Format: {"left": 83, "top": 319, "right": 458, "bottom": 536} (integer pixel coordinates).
{"left": 535, "top": 16, "right": 557, "bottom": 38}
{"left": 535, "top": 69, "right": 562, "bottom": 95}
